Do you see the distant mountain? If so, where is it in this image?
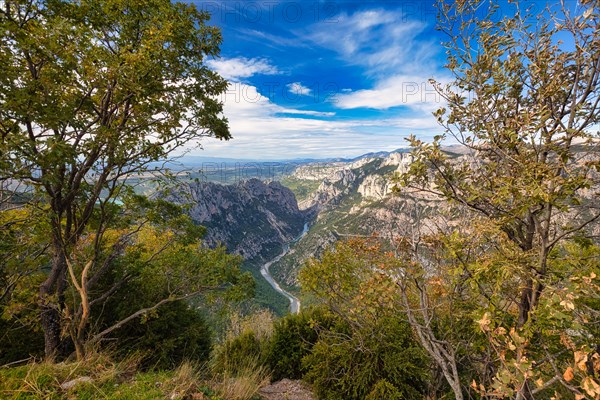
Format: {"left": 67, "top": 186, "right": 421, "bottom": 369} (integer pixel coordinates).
{"left": 270, "top": 152, "right": 437, "bottom": 289}
{"left": 347, "top": 148, "right": 410, "bottom": 161}
{"left": 166, "top": 178, "right": 307, "bottom": 263}
{"left": 150, "top": 149, "right": 415, "bottom": 170}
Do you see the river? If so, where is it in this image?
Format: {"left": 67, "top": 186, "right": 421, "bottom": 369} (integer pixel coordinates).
{"left": 260, "top": 222, "right": 309, "bottom": 314}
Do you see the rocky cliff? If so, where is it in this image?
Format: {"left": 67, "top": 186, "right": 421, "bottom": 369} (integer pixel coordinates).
{"left": 272, "top": 152, "right": 430, "bottom": 287}
{"left": 273, "top": 148, "right": 600, "bottom": 291}
{"left": 168, "top": 178, "right": 307, "bottom": 263}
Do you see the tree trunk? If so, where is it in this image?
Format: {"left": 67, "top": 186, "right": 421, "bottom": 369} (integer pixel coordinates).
{"left": 39, "top": 240, "right": 68, "bottom": 360}
{"left": 40, "top": 302, "right": 61, "bottom": 360}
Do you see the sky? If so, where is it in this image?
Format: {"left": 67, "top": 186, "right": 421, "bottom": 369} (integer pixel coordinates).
{"left": 183, "top": 0, "right": 525, "bottom": 160}
{"left": 175, "top": 0, "right": 452, "bottom": 160}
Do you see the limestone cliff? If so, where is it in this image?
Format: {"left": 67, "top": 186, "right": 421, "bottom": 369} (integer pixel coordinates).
{"left": 168, "top": 178, "right": 307, "bottom": 263}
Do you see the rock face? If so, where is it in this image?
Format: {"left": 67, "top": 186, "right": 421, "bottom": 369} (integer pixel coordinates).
{"left": 307, "top": 168, "right": 360, "bottom": 211}
{"left": 297, "top": 152, "right": 415, "bottom": 209}
{"left": 272, "top": 154, "right": 416, "bottom": 286}
{"left": 169, "top": 179, "right": 306, "bottom": 263}
{"left": 357, "top": 174, "right": 390, "bottom": 200}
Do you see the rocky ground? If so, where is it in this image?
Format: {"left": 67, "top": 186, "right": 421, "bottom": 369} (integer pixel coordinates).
{"left": 259, "top": 379, "right": 315, "bottom": 400}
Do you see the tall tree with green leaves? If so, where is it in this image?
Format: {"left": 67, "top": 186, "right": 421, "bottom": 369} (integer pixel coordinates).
{"left": 0, "top": 0, "right": 230, "bottom": 359}
{"left": 398, "top": 0, "right": 600, "bottom": 397}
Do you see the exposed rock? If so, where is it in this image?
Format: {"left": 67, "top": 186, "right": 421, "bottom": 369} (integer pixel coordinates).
{"left": 357, "top": 174, "right": 390, "bottom": 200}
{"left": 259, "top": 379, "right": 315, "bottom": 400}
{"left": 167, "top": 178, "right": 307, "bottom": 263}
{"left": 348, "top": 156, "right": 377, "bottom": 170}
{"left": 60, "top": 376, "right": 93, "bottom": 390}
{"left": 305, "top": 168, "right": 362, "bottom": 212}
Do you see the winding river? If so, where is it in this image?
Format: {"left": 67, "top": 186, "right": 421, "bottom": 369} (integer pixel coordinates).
{"left": 260, "top": 222, "right": 309, "bottom": 314}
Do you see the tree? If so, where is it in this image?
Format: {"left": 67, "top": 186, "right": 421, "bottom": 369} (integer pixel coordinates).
{"left": 0, "top": 0, "right": 230, "bottom": 359}
{"left": 62, "top": 196, "right": 253, "bottom": 360}
{"left": 398, "top": 0, "right": 600, "bottom": 397}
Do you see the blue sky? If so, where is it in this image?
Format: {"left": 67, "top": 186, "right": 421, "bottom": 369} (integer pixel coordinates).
{"left": 187, "top": 1, "right": 451, "bottom": 160}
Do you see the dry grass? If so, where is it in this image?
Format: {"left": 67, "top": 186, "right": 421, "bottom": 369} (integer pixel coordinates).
{"left": 225, "top": 309, "right": 274, "bottom": 342}
{"left": 215, "top": 359, "right": 271, "bottom": 400}
{"left": 162, "top": 361, "right": 202, "bottom": 399}
{"left": 0, "top": 350, "right": 148, "bottom": 399}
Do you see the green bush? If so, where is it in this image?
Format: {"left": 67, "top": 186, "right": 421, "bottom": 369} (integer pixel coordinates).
{"left": 267, "top": 306, "right": 336, "bottom": 381}
{"left": 366, "top": 379, "right": 403, "bottom": 400}
{"left": 303, "top": 316, "right": 429, "bottom": 400}
{"left": 213, "top": 330, "right": 263, "bottom": 373}
{"left": 0, "top": 316, "right": 44, "bottom": 365}
{"left": 111, "top": 301, "right": 212, "bottom": 369}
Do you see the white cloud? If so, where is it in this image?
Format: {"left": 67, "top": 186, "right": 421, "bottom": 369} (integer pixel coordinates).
{"left": 280, "top": 108, "right": 334, "bottom": 117}
{"left": 190, "top": 9, "right": 449, "bottom": 159}
{"left": 238, "top": 29, "right": 310, "bottom": 50}
{"left": 336, "top": 74, "right": 447, "bottom": 111}
{"left": 304, "top": 9, "right": 448, "bottom": 111}
{"left": 217, "top": 83, "right": 334, "bottom": 118}
{"left": 189, "top": 82, "right": 440, "bottom": 160}
{"left": 206, "top": 57, "right": 279, "bottom": 81}
{"left": 286, "top": 82, "right": 312, "bottom": 96}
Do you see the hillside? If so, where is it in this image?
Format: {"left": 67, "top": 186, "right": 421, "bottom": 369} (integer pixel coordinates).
{"left": 166, "top": 178, "right": 307, "bottom": 263}
{"left": 271, "top": 152, "right": 429, "bottom": 289}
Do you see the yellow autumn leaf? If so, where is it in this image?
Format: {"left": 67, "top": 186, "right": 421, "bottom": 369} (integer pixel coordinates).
{"left": 563, "top": 366, "right": 575, "bottom": 382}
{"left": 560, "top": 299, "right": 575, "bottom": 311}
{"left": 535, "top": 378, "right": 544, "bottom": 387}
{"left": 477, "top": 312, "right": 492, "bottom": 331}
{"left": 575, "top": 351, "right": 589, "bottom": 371}
{"left": 582, "top": 376, "right": 600, "bottom": 397}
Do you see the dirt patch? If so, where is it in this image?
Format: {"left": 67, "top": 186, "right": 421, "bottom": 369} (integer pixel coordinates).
{"left": 259, "top": 379, "right": 315, "bottom": 400}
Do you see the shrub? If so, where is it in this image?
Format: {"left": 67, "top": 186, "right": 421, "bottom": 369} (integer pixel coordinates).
{"left": 366, "top": 379, "right": 404, "bottom": 400}
{"left": 210, "top": 311, "right": 275, "bottom": 400}
{"left": 213, "top": 330, "right": 264, "bottom": 375}
{"left": 303, "top": 316, "right": 429, "bottom": 400}
{"left": 108, "top": 301, "right": 213, "bottom": 370}
{"left": 267, "top": 306, "right": 336, "bottom": 381}
{"left": 211, "top": 310, "right": 274, "bottom": 376}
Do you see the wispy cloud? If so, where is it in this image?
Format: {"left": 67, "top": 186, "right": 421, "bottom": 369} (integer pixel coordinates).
{"left": 237, "top": 28, "right": 310, "bottom": 49}
{"left": 192, "top": 6, "right": 449, "bottom": 159}
{"left": 306, "top": 9, "right": 435, "bottom": 74}
{"left": 218, "top": 83, "right": 334, "bottom": 121}
{"left": 303, "top": 9, "right": 446, "bottom": 111}
{"left": 206, "top": 57, "right": 280, "bottom": 81}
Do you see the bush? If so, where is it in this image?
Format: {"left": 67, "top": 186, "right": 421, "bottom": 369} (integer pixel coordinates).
{"left": 303, "top": 316, "right": 429, "bottom": 400}
{"left": 211, "top": 310, "right": 274, "bottom": 376}
{"left": 213, "top": 330, "right": 264, "bottom": 374}
{"left": 210, "top": 311, "right": 275, "bottom": 400}
{"left": 366, "top": 379, "right": 403, "bottom": 400}
{"left": 111, "top": 301, "right": 213, "bottom": 369}
{"left": 267, "top": 306, "right": 336, "bottom": 381}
